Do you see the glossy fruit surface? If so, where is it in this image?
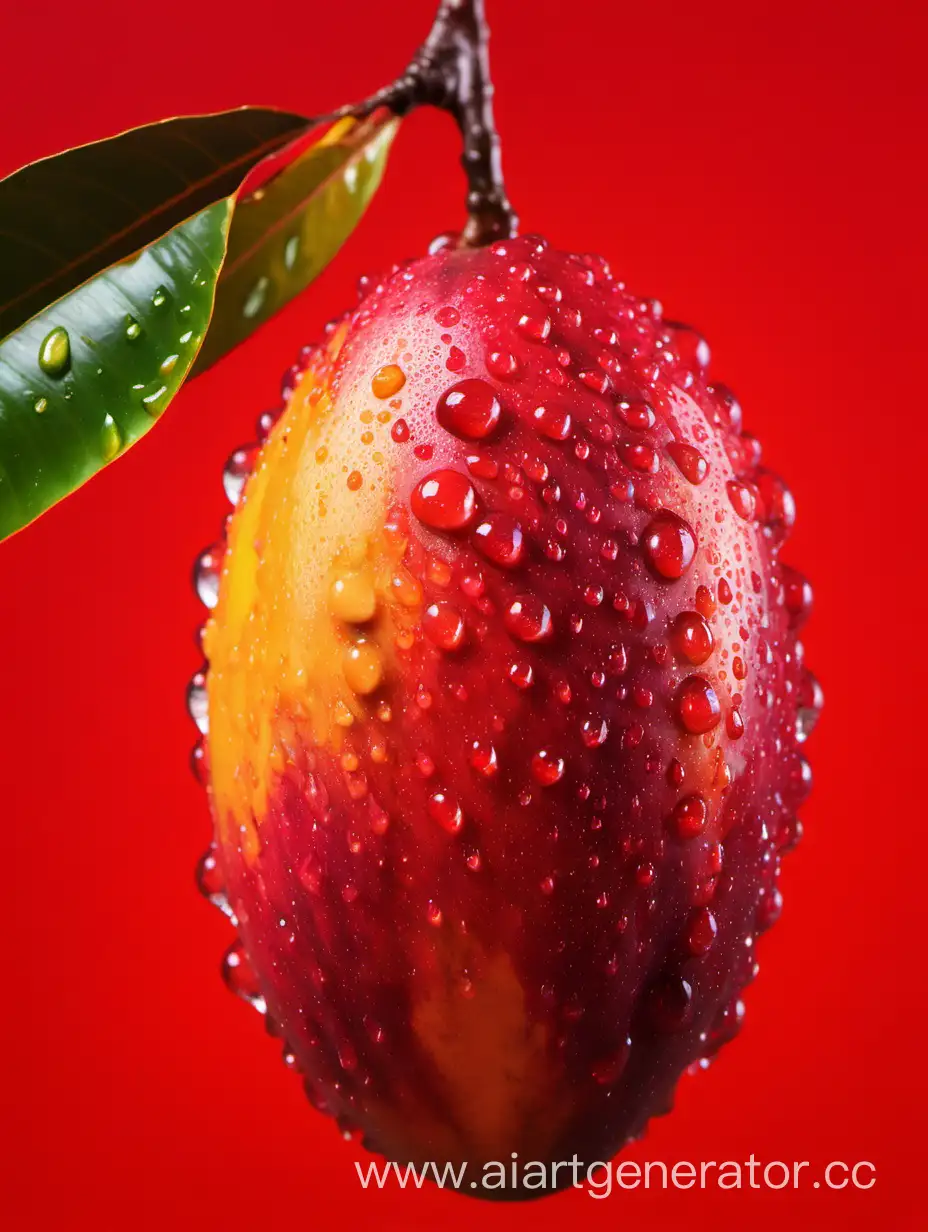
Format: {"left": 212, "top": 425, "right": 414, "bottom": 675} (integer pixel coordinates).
{"left": 197, "top": 233, "right": 818, "bottom": 1185}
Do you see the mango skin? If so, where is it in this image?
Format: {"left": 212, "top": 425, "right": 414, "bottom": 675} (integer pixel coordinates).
{"left": 201, "top": 235, "right": 814, "bottom": 1188}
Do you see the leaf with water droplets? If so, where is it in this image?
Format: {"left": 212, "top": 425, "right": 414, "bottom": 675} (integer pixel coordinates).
{"left": 0, "top": 108, "right": 399, "bottom": 540}
{"left": 194, "top": 112, "right": 398, "bottom": 372}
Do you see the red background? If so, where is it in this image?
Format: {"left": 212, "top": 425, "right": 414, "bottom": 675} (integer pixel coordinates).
{"left": 1, "top": 0, "right": 924, "bottom": 1227}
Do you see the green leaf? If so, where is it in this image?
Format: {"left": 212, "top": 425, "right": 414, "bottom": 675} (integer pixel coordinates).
{"left": 0, "top": 201, "right": 231, "bottom": 534}
{"left": 195, "top": 112, "right": 399, "bottom": 372}
{"left": 0, "top": 109, "right": 399, "bottom": 541}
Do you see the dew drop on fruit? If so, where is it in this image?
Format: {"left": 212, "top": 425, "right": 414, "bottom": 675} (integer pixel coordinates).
{"left": 423, "top": 602, "right": 465, "bottom": 650}
{"left": 223, "top": 445, "right": 257, "bottom": 505}
{"left": 222, "top": 940, "right": 266, "bottom": 1012}
{"left": 343, "top": 641, "right": 383, "bottom": 695}
{"left": 686, "top": 908, "right": 718, "bottom": 955}
{"left": 372, "top": 364, "right": 406, "bottom": 399}
{"left": 671, "top": 611, "right": 715, "bottom": 664}
{"left": 581, "top": 716, "right": 609, "bottom": 747}
{"left": 621, "top": 441, "right": 659, "bottom": 474}
{"left": 486, "top": 349, "right": 521, "bottom": 379}
{"left": 194, "top": 543, "right": 223, "bottom": 609}
{"left": 532, "top": 750, "right": 565, "bottom": 785}
{"left": 727, "top": 479, "right": 758, "bottom": 521}
{"left": 473, "top": 513, "right": 524, "bottom": 567}
{"left": 38, "top": 326, "right": 70, "bottom": 376}
{"left": 518, "top": 313, "right": 551, "bottom": 341}
{"left": 505, "top": 596, "right": 554, "bottom": 643}
{"left": 508, "top": 660, "right": 534, "bottom": 688}
{"left": 436, "top": 378, "right": 501, "bottom": 439}
{"left": 428, "top": 791, "right": 464, "bottom": 834}
{"left": 677, "top": 677, "right": 721, "bottom": 733}
{"left": 411, "top": 469, "right": 477, "bottom": 530}
{"left": 672, "top": 794, "right": 709, "bottom": 839}
{"left": 669, "top": 323, "right": 711, "bottom": 370}
{"left": 616, "top": 401, "right": 656, "bottom": 431}
{"left": 532, "top": 403, "right": 572, "bottom": 441}
{"left": 667, "top": 441, "right": 708, "bottom": 484}
{"left": 780, "top": 565, "right": 814, "bottom": 627}
{"left": 330, "top": 572, "right": 377, "bottom": 623}
{"left": 469, "top": 741, "right": 498, "bottom": 776}
{"left": 642, "top": 514, "right": 697, "bottom": 579}
{"left": 186, "top": 670, "right": 209, "bottom": 733}
{"left": 796, "top": 671, "right": 824, "bottom": 742}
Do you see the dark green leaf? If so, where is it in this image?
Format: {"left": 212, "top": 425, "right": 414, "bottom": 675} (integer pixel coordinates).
{"left": 0, "top": 108, "right": 308, "bottom": 340}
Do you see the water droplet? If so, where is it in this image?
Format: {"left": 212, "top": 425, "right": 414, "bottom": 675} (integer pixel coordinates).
{"left": 727, "top": 479, "right": 758, "bottom": 521}
{"left": 222, "top": 940, "right": 265, "bottom": 1012}
{"left": 642, "top": 514, "right": 696, "bottom": 579}
{"left": 621, "top": 441, "right": 659, "bottom": 473}
{"left": 159, "top": 353, "right": 180, "bottom": 377}
{"left": 243, "top": 276, "right": 270, "bottom": 319}
{"left": 411, "top": 469, "right": 477, "bottom": 530}
{"left": 142, "top": 384, "right": 169, "bottom": 415}
{"left": 687, "top": 908, "right": 718, "bottom": 955}
{"left": 672, "top": 794, "right": 709, "bottom": 839}
{"left": 100, "top": 413, "right": 121, "bottom": 461}
{"left": 677, "top": 677, "right": 721, "bottom": 733}
{"left": 186, "top": 670, "right": 209, "bottom": 734}
{"left": 532, "top": 402, "right": 572, "bottom": 441}
{"left": 223, "top": 445, "right": 257, "bottom": 505}
{"left": 152, "top": 287, "right": 169, "bottom": 309}
{"left": 125, "top": 316, "right": 142, "bottom": 341}
{"left": 391, "top": 418, "right": 410, "bottom": 443}
{"left": 796, "top": 671, "right": 824, "bottom": 742}
{"left": 472, "top": 513, "right": 524, "bottom": 567}
{"left": 194, "top": 544, "right": 223, "bottom": 609}
{"left": 670, "top": 323, "right": 711, "bottom": 370}
{"left": 532, "top": 750, "right": 565, "bottom": 785}
{"left": 284, "top": 235, "right": 301, "bottom": 270}
{"left": 486, "top": 349, "right": 521, "bottom": 379}
{"left": 505, "top": 595, "right": 553, "bottom": 643}
{"left": 668, "top": 441, "right": 709, "bottom": 484}
{"left": 726, "top": 707, "right": 745, "bottom": 740}
{"left": 423, "top": 602, "right": 465, "bottom": 650}
{"left": 38, "top": 326, "right": 70, "bottom": 377}
{"left": 581, "top": 716, "right": 609, "bottom": 747}
{"left": 347, "top": 470, "right": 364, "bottom": 491}
{"left": 343, "top": 641, "right": 383, "bottom": 694}
{"left": 372, "top": 364, "right": 406, "bottom": 399}
{"left": 331, "top": 572, "right": 377, "bottom": 623}
{"left": 33, "top": 397, "right": 48, "bottom": 414}
{"left": 469, "top": 741, "right": 498, "bottom": 776}
{"left": 436, "top": 378, "right": 501, "bottom": 439}
{"left": 518, "top": 313, "right": 551, "bottom": 341}
{"left": 781, "top": 565, "right": 813, "bottom": 626}
{"left": 671, "top": 611, "right": 715, "bottom": 664}
{"left": 428, "top": 791, "right": 463, "bottom": 834}
{"left": 615, "top": 400, "right": 655, "bottom": 430}
{"left": 435, "top": 306, "right": 460, "bottom": 327}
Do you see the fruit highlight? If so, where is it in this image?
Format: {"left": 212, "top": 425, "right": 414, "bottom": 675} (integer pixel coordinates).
{"left": 195, "top": 233, "right": 819, "bottom": 1186}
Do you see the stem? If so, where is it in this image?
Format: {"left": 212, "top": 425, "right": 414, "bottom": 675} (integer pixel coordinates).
{"left": 334, "top": 0, "right": 517, "bottom": 246}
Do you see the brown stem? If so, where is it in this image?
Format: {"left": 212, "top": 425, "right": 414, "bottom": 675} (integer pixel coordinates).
{"left": 333, "top": 0, "right": 518, "bottom": 246}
